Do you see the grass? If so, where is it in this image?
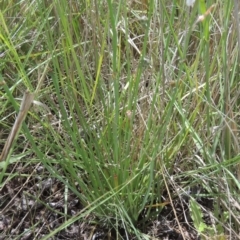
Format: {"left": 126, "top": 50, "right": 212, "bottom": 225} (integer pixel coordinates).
{"left": 0, "top": 0, "right": 240, "bottom": 239}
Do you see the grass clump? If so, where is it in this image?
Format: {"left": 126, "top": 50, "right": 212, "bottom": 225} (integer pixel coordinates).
{"left": 0, "top": 0, "right": 240, "bottom": 239}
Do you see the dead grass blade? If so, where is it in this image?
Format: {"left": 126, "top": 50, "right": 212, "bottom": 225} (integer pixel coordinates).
{"left": 0, "top": 91, "right": 34, "bottom": 162}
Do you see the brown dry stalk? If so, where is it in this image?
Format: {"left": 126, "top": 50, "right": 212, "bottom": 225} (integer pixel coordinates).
{"left": 0, "top": 91, "right": 34, "bottom": 162}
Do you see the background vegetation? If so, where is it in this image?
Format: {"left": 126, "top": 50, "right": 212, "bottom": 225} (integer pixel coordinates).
{"left": 0, "top": 0, "right": 240, "bottom": 239}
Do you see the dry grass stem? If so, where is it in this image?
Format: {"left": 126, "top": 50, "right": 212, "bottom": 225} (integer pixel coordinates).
{"left": 0, "top": 91, "right": 34, "bottom": 162}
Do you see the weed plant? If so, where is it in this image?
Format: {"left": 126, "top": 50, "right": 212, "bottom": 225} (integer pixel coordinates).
{"left": 0, "top": 0, "right": 240, "bottom": 239}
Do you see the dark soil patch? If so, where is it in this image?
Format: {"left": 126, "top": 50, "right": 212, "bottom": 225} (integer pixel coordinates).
{"left": 0, "top": 163, "right": 231, "bottom": 240}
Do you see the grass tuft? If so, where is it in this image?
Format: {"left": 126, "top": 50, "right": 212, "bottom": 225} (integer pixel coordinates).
{"left": 0, "top": 0, "right": 240, "bottom": 239}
